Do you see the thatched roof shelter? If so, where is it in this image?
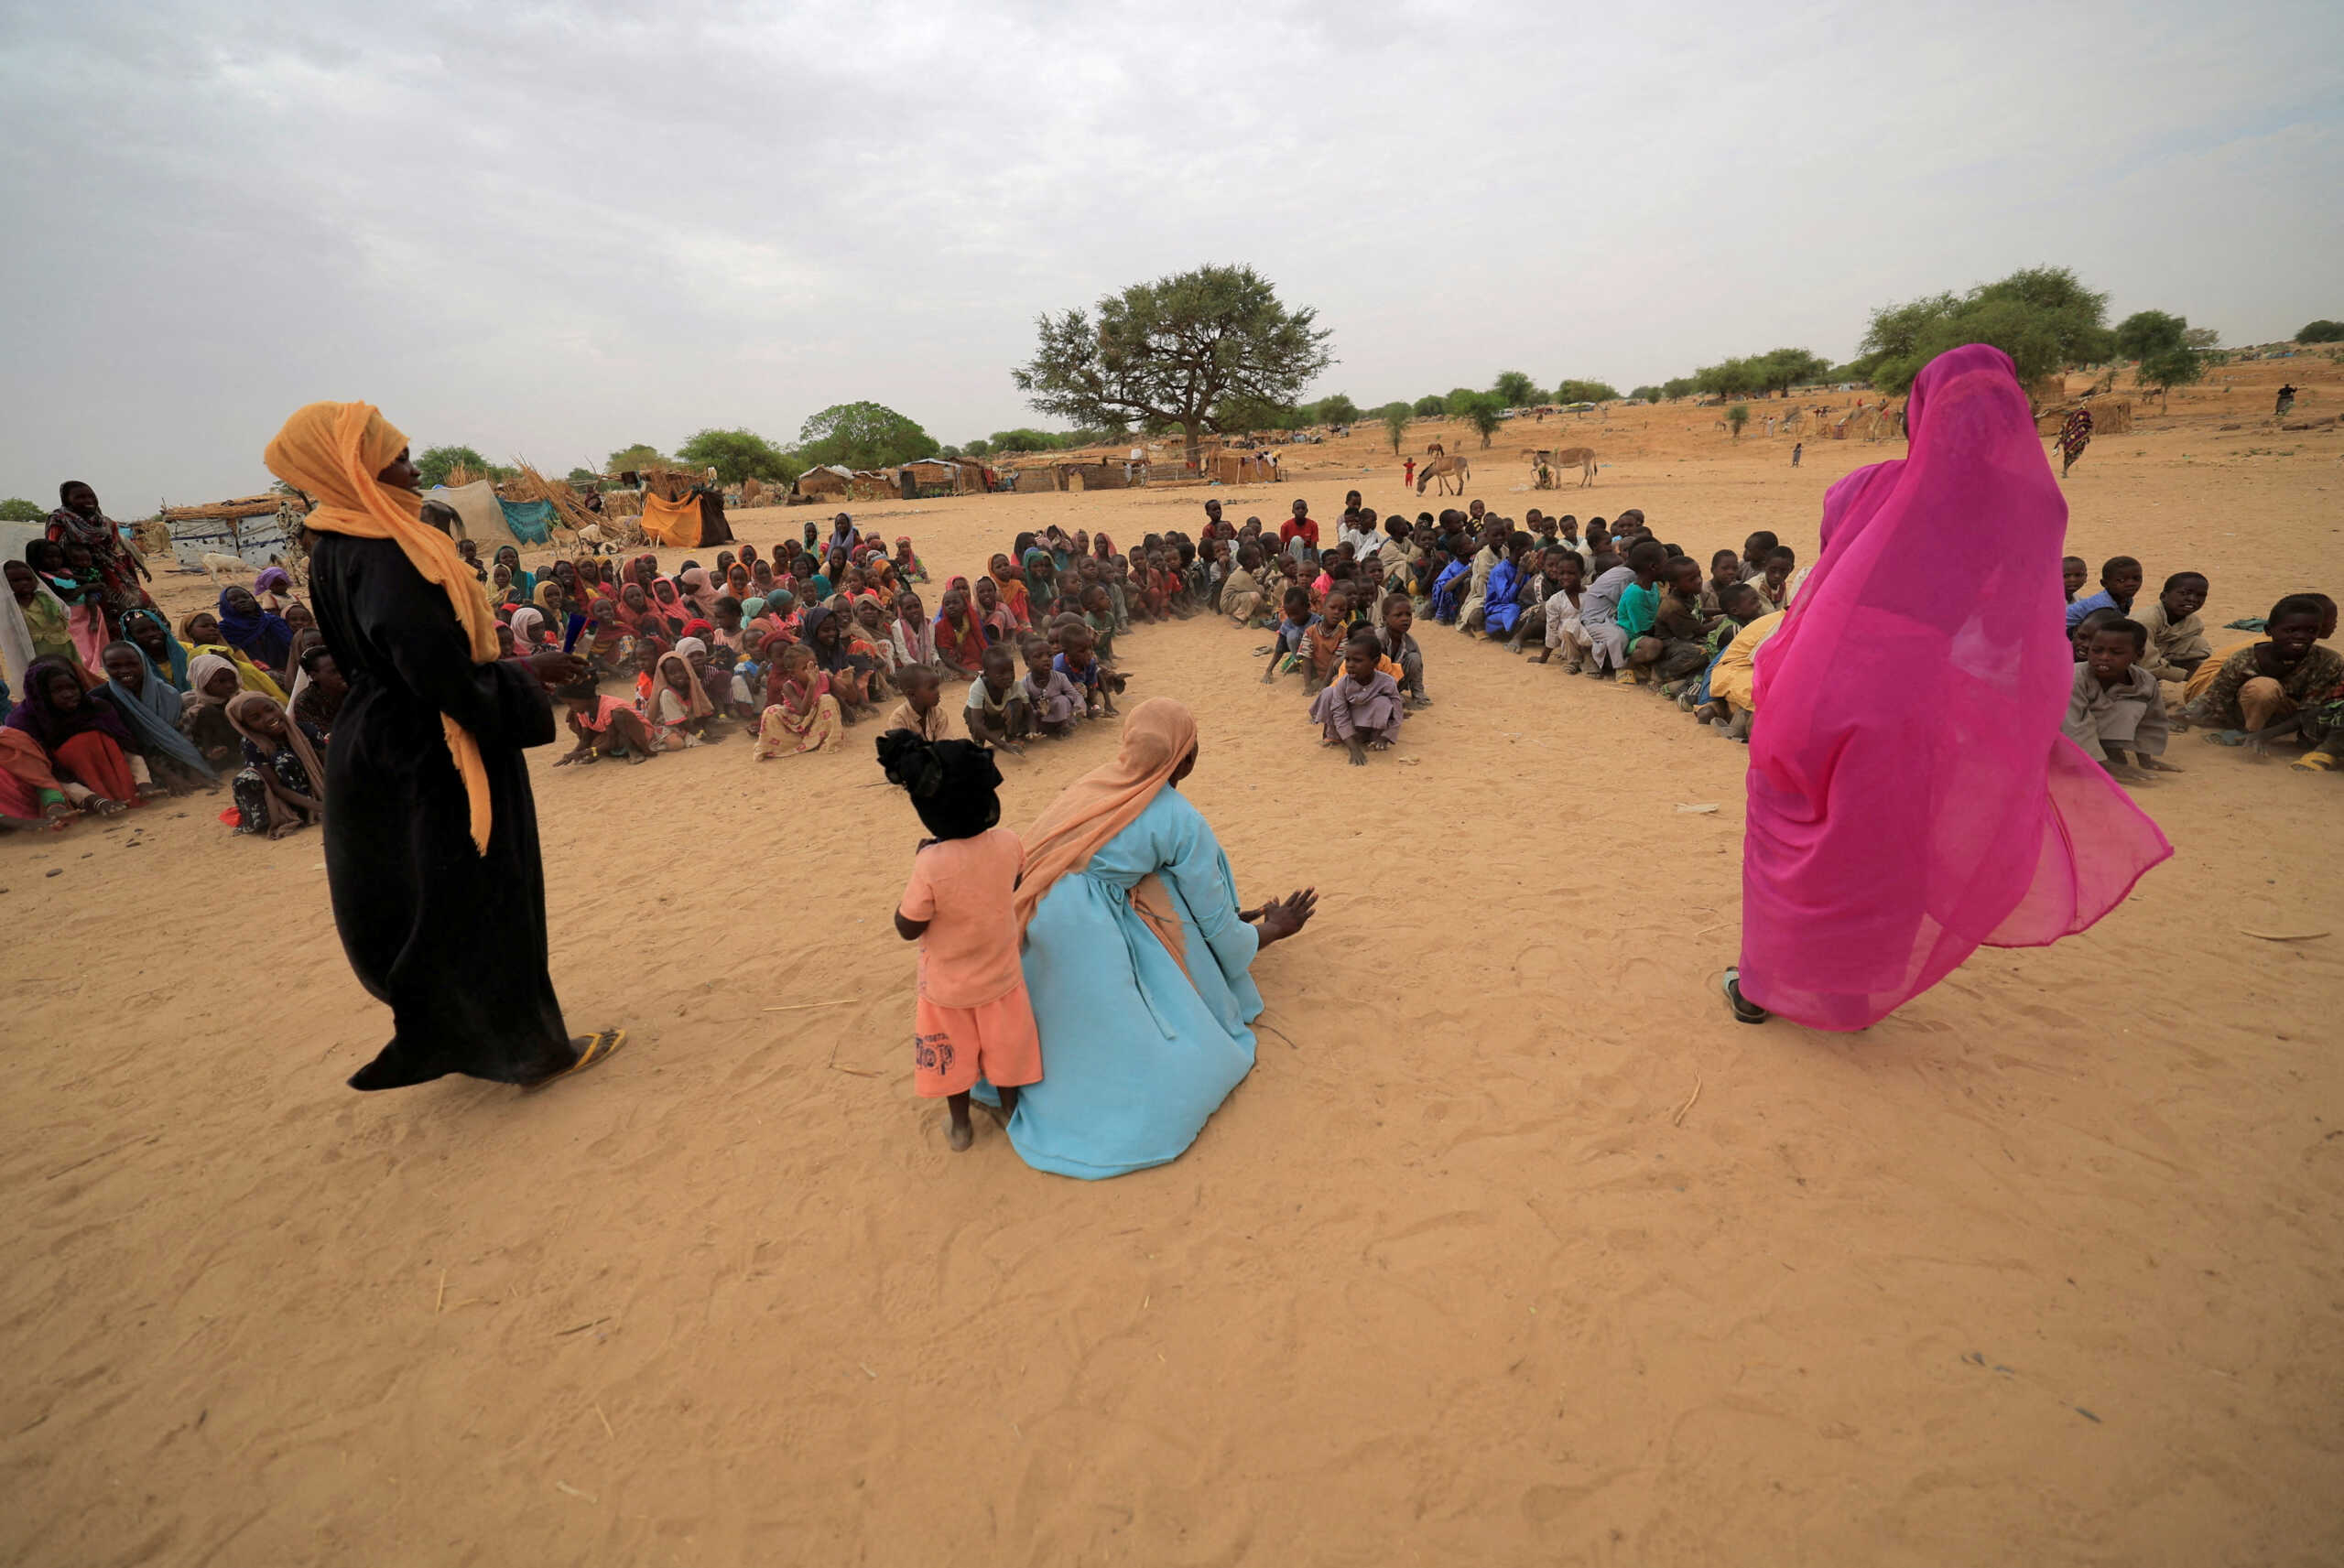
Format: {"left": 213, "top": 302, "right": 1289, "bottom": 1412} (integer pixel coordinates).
{"left": 159, "top": 492, "right": 296, "bottom": 523}
{"left": 794, "top": 464, "right": 853, "bottom": 499}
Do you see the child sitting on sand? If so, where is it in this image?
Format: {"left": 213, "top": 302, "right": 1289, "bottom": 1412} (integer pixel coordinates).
{"left": 1054, "top": 623, "right": 1112, "bottom": 719}
{"left": 2065, "top": 619, "right": 2177, "bottom": 784}
{"left": 2071, "top": 605, "right": 2124, "bottom": 661}
{"left": 1222, "top": 545, "right": 1267, "bottom": 625}
{"left": 1503, "top": 544, "right": 1572, "bottom": 654}
{"left": 2137, "top": 570, "right": 2211, "bottom": 685}
{"left": 884, "top": 665, "right": 953, "bottom": 741}
{"left": 1019, "top": 635, "right": 1084, "bottom": 736}
{"left": 755, "top": 643, "right": 845, "bottom": 759}
{"left": 1309, "top": 628, "right": 1405, "bottom": 765}
{"left": 646, "top": 651, "right": 722, "bottom": 748}
{"left": 2066, "top": 555, "right": 2143, "bottom": 632}
{"left": 2062, "top": 556, "right": 2089, "bottom": 604}
{"left": 1685, "top": 581, "right": 1767, "bottom": 718}
{"left": 1532, "top": 555, "right": 1590, "bottom": 670}
{"left": 963, "top": 644, "right": 1032, "bottom": 753}
{"left": 1261, "top": 586, "right": 1315, "bottom": 684}
{"left": 1299, "top": 589, "right": 1354, "bottom": 696}
{"left": 1747, "top": 546, "right": 1796, "bottom": 613}
{"left": 553, "top": 678, "right": 659, "bottom": 766}
{"left": 1378, "top": 593, "right": 1427, "bottom": 707}
{"left": 880, "top": 729, "right": 1040, "bottom": 1152}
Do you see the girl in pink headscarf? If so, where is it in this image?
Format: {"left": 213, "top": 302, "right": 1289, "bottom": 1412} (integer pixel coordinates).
{"left": 1723, "top": 344, "right": 2171, "bottom": 1031}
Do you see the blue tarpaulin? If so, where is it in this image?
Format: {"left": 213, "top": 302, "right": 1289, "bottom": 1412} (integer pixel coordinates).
{"left": 498, "top": 499, "right": 557, "bottom": 545}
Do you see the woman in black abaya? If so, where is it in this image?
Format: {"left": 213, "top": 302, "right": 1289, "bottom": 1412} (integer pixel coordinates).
{"left": 265, "top": 401, "right": 624, "bottom": 1090}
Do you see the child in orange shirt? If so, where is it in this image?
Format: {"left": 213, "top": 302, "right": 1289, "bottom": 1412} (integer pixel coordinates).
{"left": 879, "top": 730, "right": 1042, "bottom": 1150}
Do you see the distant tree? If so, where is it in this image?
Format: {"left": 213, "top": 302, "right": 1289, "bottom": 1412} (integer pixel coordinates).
{"left": 2183, "top": 326, "right": 2220, "bottom": 350}
{"left": 1858, "top": 265, "right": 2113, "bottom": 394}
{"left": 1753, "top": 348, "right": 1830, "bottom": 395}
{"left": 605, "top": 443, "right": 668, "bottom": 474}
{"left": 564, "top": 467, "right": 600, "bottom": 485}
{"left": 1492, "top": 370, "right": 1542, "bottom": 407}
{"left": 416, "top": 444, "right": 490, "bottom": 487}
{"left": 677, "top": 427, "right": 798, "bottom": 486}
{"left": 1313, "top": 392, "right": 1362, "bottom": 427}
{"left": 2137, "top": 344, "right": 2206, "bottom": 405}
{"left": 1382, "top": 404, "right": 1411, "bottom": 454}
{"left": 1629, "top": 385, "right": 1663, "bottom": 404}
{"left": 2297, "top": 319, "right": 2344, "bottom": 344}
{"left": 962, "top": 438, "right": 991, "bottom": 458}
{"left": 989, "top": 427, "right": 1073, "bottom": 453}
{"left": 797, "top": 403, "right": 938, "bottom": 470}
{"left": 1452, "top": 392, "right": 1504, "bottom": 448}
{"left": 1413, "top": 394, "right": 1447, "bottom": 416}
{"left": 1661, "top": 376, "right": 1697, "bottom": 401}
{"left": 0, "top": 497, "right": 45, "bottom": 522}
{"left": 1725, "top": 404, "right": 1752, "bottom": 439}
{"left": 1446, "top": 386, "right": 1481, "bottom": 414}
{"left": 2114, "top": 309, "right": 2188, "bottom": 362}
{"left": 1551, "top": 379, "right": 1622, "bottom": 405}
{"left": 1014, "top": 263, "right": 1333, "bottom": 469}
{"left": 1694, "top": 358, "right": 1761, "bottom": 400}
{"left": 1217, "top": 394, "right": 1302, "bottom": 432}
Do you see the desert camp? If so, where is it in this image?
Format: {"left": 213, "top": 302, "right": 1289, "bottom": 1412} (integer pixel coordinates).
{"left": 3, "top": 4, "right": 2340, "bottom": 1564}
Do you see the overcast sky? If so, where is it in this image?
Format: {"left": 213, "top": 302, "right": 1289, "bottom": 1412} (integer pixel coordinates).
{"left": 3, "top": 0, "right": 2336, "bottom": 506}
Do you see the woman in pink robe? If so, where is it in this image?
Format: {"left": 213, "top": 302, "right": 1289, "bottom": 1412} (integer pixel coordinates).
{"left": 1725, "top": 344, "right": 2171, "bottom": 1030}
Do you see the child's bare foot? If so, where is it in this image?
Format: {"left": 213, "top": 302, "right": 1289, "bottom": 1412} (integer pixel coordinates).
{"left": 948, "top": 1119, "right": 973, "bottom": 1151}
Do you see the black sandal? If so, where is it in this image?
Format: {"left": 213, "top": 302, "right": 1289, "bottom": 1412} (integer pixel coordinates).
{"left": 1721, "top": 968, "right": 1769, "bottom": 1025}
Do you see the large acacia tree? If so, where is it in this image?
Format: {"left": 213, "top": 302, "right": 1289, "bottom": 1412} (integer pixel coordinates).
{"left": 1013, "top": 265, "right": 1333, "bottom": 467}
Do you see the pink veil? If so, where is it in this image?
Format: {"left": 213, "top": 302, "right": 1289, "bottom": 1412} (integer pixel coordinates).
{"left": 1739, "top": 344, "right": 2171, "bottom": 1030}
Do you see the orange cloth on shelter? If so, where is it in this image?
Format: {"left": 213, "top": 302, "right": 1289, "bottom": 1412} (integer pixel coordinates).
{"left": 639, "top": 489, "right": 704, "bottom": 547}
{"left": 1011, "top": 697, "right": 1200, "bottom": 977}
{"left": 263, "top": 401, "right": 502, "bottom": 852}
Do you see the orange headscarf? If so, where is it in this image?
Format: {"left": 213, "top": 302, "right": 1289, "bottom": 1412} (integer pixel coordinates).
{"left": 1012, "top": 698, "right": 1200, "bottom": 972}
{"left": 263, "top": 401, "right": 503, "bottom": 852}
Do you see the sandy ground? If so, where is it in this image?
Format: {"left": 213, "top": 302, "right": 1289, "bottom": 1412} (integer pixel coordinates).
{"left": 5, "top": 356, "right": 2341, "bottom": 1565}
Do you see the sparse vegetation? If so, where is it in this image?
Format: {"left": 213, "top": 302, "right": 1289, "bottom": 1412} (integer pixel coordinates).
{"left": 1725, "top": 404, "right": 1751, "bottom": 439}
{"left": 1382, "top": 404, "right": 1410, "bottom": 454}
{"left": 1014, "top": 263, "right": 1333, "bottom": 468}
{"left": 1856, "top": 266, "right": 2114, "bottom": 394}
{"left": 1551, "top": 379, "right": 1622, "bottom": 405}
{"left": 677, "top": 427, "right": 800, "bottom": 486}
{"left": 796, "top": 403, "right": 938, "bottom": 470}
{"left": 1492, "top": 371, "right": 1542, "bottom": 407}
{"left": 418, "top": 445, "right": 504, "bottom": 487}
{"left": 605, "top": 443, "right": 669, "bottom": 474}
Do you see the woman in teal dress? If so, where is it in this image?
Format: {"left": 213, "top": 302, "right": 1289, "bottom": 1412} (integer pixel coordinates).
{"left": 994, "top": 698, "right": 1316, "bottom": 1178}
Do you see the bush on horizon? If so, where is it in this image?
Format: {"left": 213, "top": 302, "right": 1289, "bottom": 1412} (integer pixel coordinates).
{"left": 797, "top": 402, "right": 938, "bottom": 471}
{"left": 1014, "top": 264, "right": 1332, "bottom": 466}
{"left": 1492, "top": 370, "right": 1542, "bottom": 407}
{"left": 1858, "top": 266, "right": 2114, "bottom": 394}
{"left": 678, "top": 427, "right": 800, "bottom": 486}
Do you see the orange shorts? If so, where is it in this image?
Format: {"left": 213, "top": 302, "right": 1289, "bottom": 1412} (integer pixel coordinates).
{"left": 913, "top": 980, "right": 1043, "bottom": 1098}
